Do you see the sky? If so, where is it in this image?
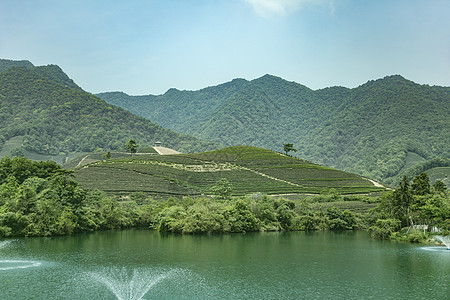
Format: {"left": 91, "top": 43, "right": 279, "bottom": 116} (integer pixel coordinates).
{"left": 0, "top": 0, "right": 449, "bottom": 95}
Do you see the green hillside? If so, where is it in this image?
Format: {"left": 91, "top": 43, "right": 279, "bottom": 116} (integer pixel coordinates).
{"left": 74, "top": 146, "right": 385, "bottom": 197}
{"left": 0, "top": 60, "right": 218, "bottom": 161}
{"left": 98, "top": 74, "right": 450, "bottom": 184}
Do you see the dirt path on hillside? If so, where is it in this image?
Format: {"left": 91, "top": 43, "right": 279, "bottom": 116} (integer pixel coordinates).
{"left": 76, "top": 155, "right": 90, "bottom": 168}
{"left": 245, "top": 166, "right": 387, "bottom": 191}
{"left": 240, "top": 166, "right": 302, "bottom": 187}
{"left": 365, "top": 178, "right": 385, "bottom": 188}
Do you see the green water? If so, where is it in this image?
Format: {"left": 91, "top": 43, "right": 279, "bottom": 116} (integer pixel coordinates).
{"left": 0, "top": 230, "right": 449, "bottom": 299}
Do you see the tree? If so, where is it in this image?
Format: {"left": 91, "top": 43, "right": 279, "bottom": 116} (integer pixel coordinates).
{"left": 369, "top": 218, "right": 401, "bottom": 239}
{"left": 226, "top": 199, "right": 259, "bottom": 233}
{"left": 102, "top": 151, "right": 112, "bottom": 160}
{"left": 125, "top": 139, "right": 138, "bottom": 156}
{"left": 411, "top": 172, "right": 430, "bottom": 195}
{"left": 283, "top": 143, "right": 297, "bottom": 156}
{"left": 432, "top": 180, "right": 447, "bottom": 194}
{"left": 392, "top": 176, "right": 414, "bottom": 226}
{"left": 10, "top": 146, "right": 25, "bottom": 157}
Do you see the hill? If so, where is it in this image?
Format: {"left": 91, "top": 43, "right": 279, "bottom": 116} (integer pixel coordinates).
{"left": 98, "top": 75, "right": 450, "bottom": 184}
{"left": 74, "top": 145, "right": 385, "bottom": 197}
{"left": 0, "top": 60, "right": 217, "bottom": 161}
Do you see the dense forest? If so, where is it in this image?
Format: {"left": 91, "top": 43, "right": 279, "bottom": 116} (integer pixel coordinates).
{"left": 0, "top": 60, "right": 218, "bottom": 157}
{"left": 98, "top": 75, "right": 450, "bottom": 184}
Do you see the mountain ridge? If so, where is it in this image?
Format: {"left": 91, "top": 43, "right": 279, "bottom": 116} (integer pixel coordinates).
{"left": 97, "top": 74, "right": 450, "bottom": 183}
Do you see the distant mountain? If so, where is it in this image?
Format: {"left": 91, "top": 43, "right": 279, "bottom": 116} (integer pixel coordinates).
{"left": 0, "top": 60, "right": 217, "bottom": 158}
{"left": 98, "top": 74, "right": 450, "bottom": 183}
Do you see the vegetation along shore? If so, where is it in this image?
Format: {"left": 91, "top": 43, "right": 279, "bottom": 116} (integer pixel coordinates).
{"left": 0, "top": 147, "right": 447, "bottom": 245}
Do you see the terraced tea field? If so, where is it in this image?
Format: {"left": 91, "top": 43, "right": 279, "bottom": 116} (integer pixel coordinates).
{"left": 74, "top": 146, "right": 386, "bottom": 197}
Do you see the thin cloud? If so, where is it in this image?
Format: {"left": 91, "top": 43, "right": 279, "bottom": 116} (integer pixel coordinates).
{"left": 243, "top": 0, "right": 332, "bottom": 18}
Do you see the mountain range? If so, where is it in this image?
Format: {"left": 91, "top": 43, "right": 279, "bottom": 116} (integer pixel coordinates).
{"left": 1, "top": 58, "right": 448, "bottom": 185}
{"left": 97, "top": 74, "right": 449, "bottom": 183}
{"left": 0, "top": 59, "right": 217, "bottom": 160}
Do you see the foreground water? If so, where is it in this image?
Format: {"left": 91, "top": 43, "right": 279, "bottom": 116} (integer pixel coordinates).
{"left": 0, "top": 230, "right": 449, "bottom": 299}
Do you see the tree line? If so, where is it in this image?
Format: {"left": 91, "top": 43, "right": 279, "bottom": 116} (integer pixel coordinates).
{"left": 0, "top": 156, "right": 448, "bottom": 239}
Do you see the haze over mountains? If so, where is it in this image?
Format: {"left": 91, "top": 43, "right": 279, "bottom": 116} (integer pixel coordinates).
{"left": 98, "top": 74, "right": 449, "bottom": 183}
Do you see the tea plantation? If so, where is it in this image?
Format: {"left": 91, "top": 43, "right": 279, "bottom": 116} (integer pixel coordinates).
{"left": 75, "top": 146, "right": 384, "bottom": 197}
{"left": 74, "top": 146, "right": 385, "bottom": 197}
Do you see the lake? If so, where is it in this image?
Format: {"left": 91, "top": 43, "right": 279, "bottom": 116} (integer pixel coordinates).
{"left": 0, "top": 230, "right": 449, "bottom": 299}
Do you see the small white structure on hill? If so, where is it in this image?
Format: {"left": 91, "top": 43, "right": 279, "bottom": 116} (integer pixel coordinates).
{"left": 153, "top": 141, "right": 180, "bottom": 155}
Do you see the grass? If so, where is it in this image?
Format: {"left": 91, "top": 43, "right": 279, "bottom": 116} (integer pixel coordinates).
{"left": 74, "top": 146, "right": 386, "bottom": 197}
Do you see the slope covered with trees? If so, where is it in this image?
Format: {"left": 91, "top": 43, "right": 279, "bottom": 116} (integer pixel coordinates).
{"left": 0, "top": 60, "right": 217, "bottom": 158}
{"left": 98, "top": 75, "right": 450, "bottom": 184}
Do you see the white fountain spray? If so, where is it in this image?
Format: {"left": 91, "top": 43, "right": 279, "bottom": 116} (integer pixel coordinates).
{"left": 89, "top": 267, "right": 176, "bottom": 300}
{"left": 0, "top": 260, "right": 42, "bottom": 270}
{"left": 0, "top": 240, "right": 42, "bottom": 270}
{"left": 434, "top": 235, "right": 450, "bottom": 250}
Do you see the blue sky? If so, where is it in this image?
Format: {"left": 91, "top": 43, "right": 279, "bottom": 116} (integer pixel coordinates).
{"left": 0, "top": 0, "right": 449, "bottom": 95}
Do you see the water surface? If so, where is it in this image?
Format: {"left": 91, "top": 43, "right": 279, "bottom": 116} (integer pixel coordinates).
{"left": 0, "top": 230, "right": 448, "bottom": 299}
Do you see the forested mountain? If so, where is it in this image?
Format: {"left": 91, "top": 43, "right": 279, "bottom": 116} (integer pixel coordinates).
{"left": 98, "top": 75, "right": 450, "bottom": 183}
{"left": 0, "top": 60, "right": 217, "bottom": 158}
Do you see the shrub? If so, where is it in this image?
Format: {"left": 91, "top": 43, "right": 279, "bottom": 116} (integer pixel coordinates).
{"left": 0, "top": 225, "right": 12, "bottom": 237}
{"left": 406, "top": 229, "right": 427, "bottom": 243}
{"left": 369, "top": 218, "right": 401, "bottom": 239}
{"left": 225, "top": 200, "right": 260, "bottom": 233}
{"left": 293, "top": 213, "right": 318, "bottom": 231}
